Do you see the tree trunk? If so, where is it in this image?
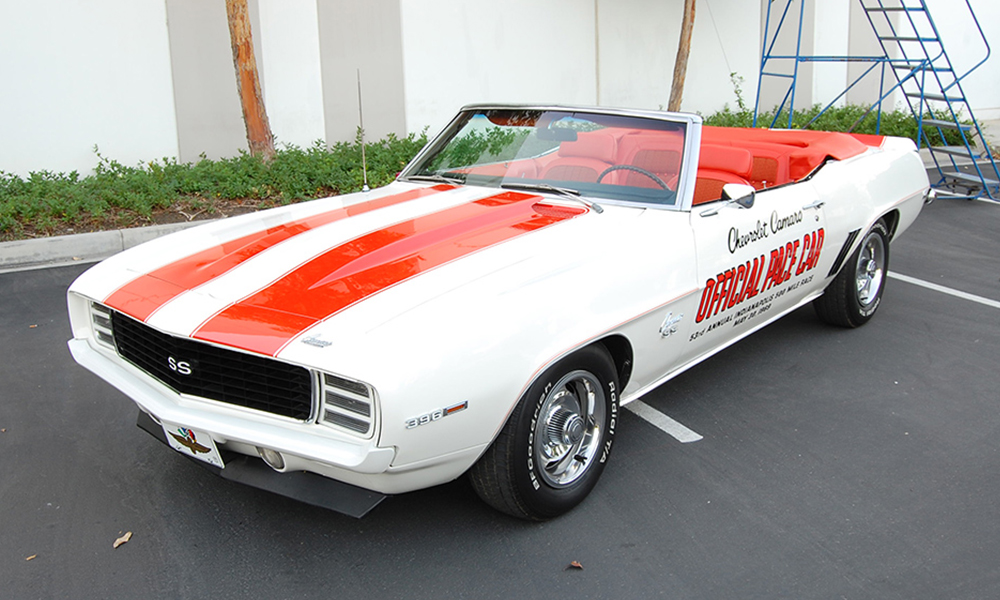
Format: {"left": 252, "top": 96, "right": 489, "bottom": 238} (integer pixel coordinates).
{"left": 668, "top": 0, "right": 697, "bottom": 112}
{"left": 225, "top": 0, "right": 275, "bottom": 161}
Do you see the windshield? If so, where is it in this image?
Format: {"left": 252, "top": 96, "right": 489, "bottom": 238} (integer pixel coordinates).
{"left": 402, "top": 108, "right": 688, "bottom": 206}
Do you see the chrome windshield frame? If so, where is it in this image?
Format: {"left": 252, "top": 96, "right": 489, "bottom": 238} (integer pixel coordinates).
{"left": 398, "top": 104, "right": 703, "bottom": 212}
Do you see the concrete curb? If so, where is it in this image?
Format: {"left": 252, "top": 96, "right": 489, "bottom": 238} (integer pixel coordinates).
{"left": 0, "top": 220, "right": 211, "bottom": 273}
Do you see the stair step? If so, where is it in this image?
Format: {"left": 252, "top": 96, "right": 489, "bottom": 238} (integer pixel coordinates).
{"left": 906, "top": 92, "right": 965, "bottom": 103}
{"left": 941, "top": 171, "right": 999, "bottom": 187}
{"left": 880, "top": 36, "right": 940, "bottom": 42}
{"left": 922, "top": 119, "right": 971, "bottom": 131}
{"left": 865, "top": 6, "right": 927, "bottom": 12}
{"left": 929, "top": 146, "right": 985, "bottom": 159}
{"left": 891, "top": 62, "right": 924, "bottom": 69}
{"left": 928, "top": 187, "right": 982, "bottom": 200}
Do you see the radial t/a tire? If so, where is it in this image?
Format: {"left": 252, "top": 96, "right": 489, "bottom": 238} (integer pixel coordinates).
{"left": 814, "top": 219, "right": 889, "bottom": 328}
{"left": 469, "top": 344, "right": 619, "bottom": 520}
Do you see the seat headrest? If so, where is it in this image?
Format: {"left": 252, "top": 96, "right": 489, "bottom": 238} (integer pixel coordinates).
{"left": 558, "top": 131, "right": 617, "bottom": 163}
{"left": 698, "top": 145, "right": 753, "bottom": 177}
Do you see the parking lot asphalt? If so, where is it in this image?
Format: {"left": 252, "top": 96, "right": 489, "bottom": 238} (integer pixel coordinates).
{"left": 2, "top": 197, "right": 998, "bottom": 599}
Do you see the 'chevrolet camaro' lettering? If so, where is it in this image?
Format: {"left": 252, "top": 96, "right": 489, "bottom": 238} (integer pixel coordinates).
{"left": 770, "top": 209, "right": 803, "bottom": 234}
{"left": 728, "top": 220, "right": 769, "bottom": 253}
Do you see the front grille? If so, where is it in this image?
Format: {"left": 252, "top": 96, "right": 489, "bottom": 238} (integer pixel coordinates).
{"left": 111, "top": 310, "right": 313, "bottom": 420}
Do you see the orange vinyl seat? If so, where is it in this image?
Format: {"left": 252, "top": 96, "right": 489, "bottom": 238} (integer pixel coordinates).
{"left": 539, "top": 131, "right": 617, "bottom": 183}
{"left": 692, "top": 145, "right": 754, "bottom": 205}
{"left": 614, "top": 130, "right": 685, "bottom": 188}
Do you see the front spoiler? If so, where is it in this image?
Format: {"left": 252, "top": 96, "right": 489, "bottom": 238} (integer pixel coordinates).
{"left": 137, "top": 411, "right": 388, "bottom": 518}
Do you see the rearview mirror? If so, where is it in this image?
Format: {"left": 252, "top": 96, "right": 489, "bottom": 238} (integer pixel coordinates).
{"left": 536, "top": 127, "right": 578, "bottom": 142}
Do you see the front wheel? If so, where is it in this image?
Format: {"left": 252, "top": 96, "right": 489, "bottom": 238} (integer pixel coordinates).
{"left": 814, "top": 219, "right": 889, "bottom": 328}
{"left": 469, "top": 345, "right": 619, "bottom": 520}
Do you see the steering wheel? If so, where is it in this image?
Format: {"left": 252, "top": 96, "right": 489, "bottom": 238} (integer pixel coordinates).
{"left": 596, "top": 165, "right": 670, "bottom": 190}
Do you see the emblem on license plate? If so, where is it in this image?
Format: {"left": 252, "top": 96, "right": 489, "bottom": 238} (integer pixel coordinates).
{"left": 168, "top": 427, "right": 212, "bottom": 455}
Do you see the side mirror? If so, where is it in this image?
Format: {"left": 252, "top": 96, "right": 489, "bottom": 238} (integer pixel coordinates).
{"left": 722, "top": 183, "right": 756, "bottom": 209}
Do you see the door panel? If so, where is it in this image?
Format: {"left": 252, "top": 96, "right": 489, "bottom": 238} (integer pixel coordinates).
{"left": 684, "top": 183, "right": 828, "bottom": 361}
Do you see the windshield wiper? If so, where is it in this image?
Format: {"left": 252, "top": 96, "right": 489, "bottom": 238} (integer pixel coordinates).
{"left": 405, "top": 173, "right": 466, "bottom": 185}
{"left": 500, "top": 182, "right": 603, "bottom": 214}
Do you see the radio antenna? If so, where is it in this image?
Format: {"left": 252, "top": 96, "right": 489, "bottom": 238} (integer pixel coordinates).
{"left": 357, "top": 69, "right": 370, "bottom": 192}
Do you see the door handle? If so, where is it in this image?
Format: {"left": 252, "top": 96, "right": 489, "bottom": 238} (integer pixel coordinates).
{"left": 802, "top": 200, "right": 825, "bottom": 210}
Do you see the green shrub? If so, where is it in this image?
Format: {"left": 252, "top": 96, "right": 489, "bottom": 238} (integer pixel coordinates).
{"left": 0, "top": 130, "right": 427, "bottom": 241}
{"left": 0, "top": 104, "right": 971, "bottom": 242}
{"left": 702, "top": 103, "right": 969, "bottom": 145}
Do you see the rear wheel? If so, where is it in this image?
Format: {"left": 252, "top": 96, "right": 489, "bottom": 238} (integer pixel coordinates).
{"left": 469, "top": 345, "right": 619, "bottom": 520}
{"left": 814, "top": 219, "right": 889, "bottom": 328}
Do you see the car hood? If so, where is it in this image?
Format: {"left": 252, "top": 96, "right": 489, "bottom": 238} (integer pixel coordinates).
{"left": 75, "top": 182, "right": 607, "bottom": 358}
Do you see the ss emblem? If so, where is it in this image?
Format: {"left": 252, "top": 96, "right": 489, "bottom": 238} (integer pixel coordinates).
{"left": 168, "top": 356, "right": 193, "bottom": 376}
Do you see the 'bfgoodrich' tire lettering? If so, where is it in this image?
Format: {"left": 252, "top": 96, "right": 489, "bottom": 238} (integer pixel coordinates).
{"left": 469, "top": 345, "right": 619, "bottom": 520}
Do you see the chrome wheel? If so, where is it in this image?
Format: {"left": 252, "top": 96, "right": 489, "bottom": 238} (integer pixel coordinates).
{"left": 469, "top": 344, "right": 618, "bottom": 520}
{"left": 533, "top": 369, "right": 606, "bottom": 488}
{"left": 855, "top": 230, "right": 886, "bottom": 308}
{"left": 814, "top": 219, "right": 890, "bottom": 328}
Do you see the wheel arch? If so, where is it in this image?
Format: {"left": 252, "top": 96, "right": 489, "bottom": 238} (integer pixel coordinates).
{"left": 594, "top": 334, "right": 634, "bottom": 391}
{"left": 879, "top": 209, "right": 901, "bottom": 241}
{"left": 482, "top": 333, "right": 633, "bottom": 455}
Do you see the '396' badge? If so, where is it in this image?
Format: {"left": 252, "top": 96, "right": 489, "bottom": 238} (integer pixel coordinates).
{"left": 405, "top": 401, "right": 469, "bottom": 429}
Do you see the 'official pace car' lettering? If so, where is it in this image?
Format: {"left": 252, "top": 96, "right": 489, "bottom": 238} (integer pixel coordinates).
{"left": 696, "top": 228, "right": 824, "bottom": 324}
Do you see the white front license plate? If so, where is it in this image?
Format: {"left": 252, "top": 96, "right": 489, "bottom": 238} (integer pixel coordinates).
{"left": 161, "top": 421, "right": 225, "bottom": 468}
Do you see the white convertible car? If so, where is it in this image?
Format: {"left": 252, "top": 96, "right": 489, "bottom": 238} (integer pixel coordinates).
{"left": 68, "top": 105, "right": 929, "bottom": 519}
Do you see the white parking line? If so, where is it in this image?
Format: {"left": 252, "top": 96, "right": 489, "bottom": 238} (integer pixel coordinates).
{"left": 623, "top": 274, "right": 993, "bottom": 444}
{"left": 625, "top": 401, "right": 703, "bottom": 443}
{"left": 890, "top": 273, "right": 1000, "bottom": 310}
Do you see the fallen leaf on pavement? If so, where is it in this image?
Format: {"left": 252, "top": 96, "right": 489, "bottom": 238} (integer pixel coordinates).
{"left": 567, "top": 561, "right": 583, "bottom": 570}
{"left": 26, "top": 555, "right": 36, "bottom": 561}
{"left": 113, "top": 531, "right": 132, "bottom": 549}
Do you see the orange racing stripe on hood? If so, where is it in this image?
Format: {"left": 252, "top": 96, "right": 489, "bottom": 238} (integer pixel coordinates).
{"left": 192, "top": 192, "right": 586, "bottom": 357}
{"left": 103, "top": 185, "right": 455, "bottom": 322}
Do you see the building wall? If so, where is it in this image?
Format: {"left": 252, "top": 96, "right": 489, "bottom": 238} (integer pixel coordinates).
{"left": 845, "top": 1, "right": 897, "bottom": 109}
{"left": 757, "top": 0, "right": 999, "bottom": 122}
{"left": 755, "top": 0, "right": 817, "bottom": 120}
{"left": 399, "top": 0, "right": 760, "bottom": 137}
{"left": 165, "top": 0, "right": 246, "bottom": 163}
{"left": 677, "top": 0, "right": 760, "bottom": 114}
{"left": 398, "top": 0, "right": 599, "bottom": 138}
{"left": 1, "top": 0, "right": 997, "bottom": 177}
{"left": 600, "top": 0, "right": 761, "bottom": 114}
{"left": 813, "top": 2, "right": 850, "bottom": 108}
{"left": 257, "top": 0, "right": 327, "bottom": 148}
{"left": 926, "top": 0, "right": 1000, "bottom": 119}
{"left": 596, "top": 0, "right": 669, "bottom": 111}
{"left": 318, "top": 0, "right": 406, "bottom": 144}
{"left": 0, "top": 0, "right": 179, "bottom": 175}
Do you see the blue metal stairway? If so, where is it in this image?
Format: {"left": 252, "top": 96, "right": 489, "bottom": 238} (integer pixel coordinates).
{"left": 754, "top": 0, "right": 999, "bottom": 201}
